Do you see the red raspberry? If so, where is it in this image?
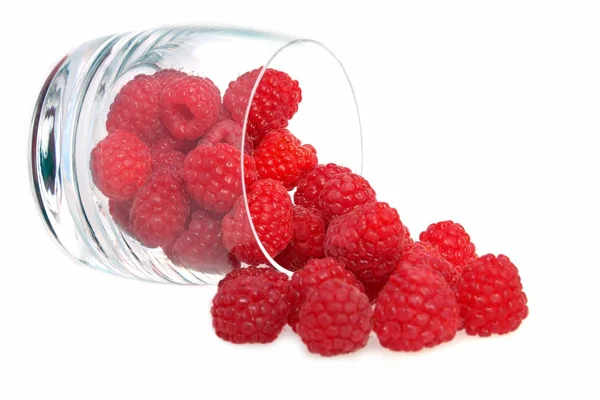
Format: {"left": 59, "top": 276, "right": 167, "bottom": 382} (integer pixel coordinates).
{"left": 182, "top": 143, "right": 257, "bottom": 213}
{"left": 374, "top": 266, "right": 460, "bottom": 351}
{"left": 200, "top": 120, "right": 252, "bottom": 154}
{"left": 457, "top": 254, "right": 528, "bottom": 337}
{"left": 130, "top": 171, "right": 190, "bottom": 248}
{"left": 108, "top": 199, "right": 133, "bottom": 235}
{"left": 297, "top": 279, "right": 372, "bottom": 356}
{"left": 274, "top": 206, "right": 326, "bottom": 272}
{"left": 167, "top": 211, "right": 229, "bottom": 271}
{"left": 419, "top": 220, "right": 477, "bottom": 269}
{"left": 287, "top": 257, "right": 364, "bottom": 332}
{"left": 216, "top": 103, "right": 232, "bottom": 124}
{"left": 254, "top": 129, "right": 318, "bottom": 190}
{"left": 319, "top": 172, "right": 376, "bottom": 224}
{"left": 294, "top": 163, "right": 351, "bottom": 211}
{"left": 222, "top": 179, "right": 293, "bottom": 265}
{"left": 223, "top": 67, "right": 301, "bottom": 145}
{"left": 151, "top": 141, "right": 185, "bottom": 176}
{"left": 91, "top": 130, "right": 153, "bottom": 200}
{"left": 151, "top": 126, "right": 198, "bottom": 154}
{"left": 211, "top": 275, "right": 290, "bottom": 344}
{"left": 153, "top": 69, "right": 187, "bottom": 89}
{"left": 401, "top": 242, "right": 462, "bottom": 292}
{"left": 218, "top": 266, "right": 288, "bottom": 294}
{"left": 160, "top": 76, "right": 221, "bottom": 140}
{"left": 325, "top": 202, "right": 405, "bottom": 283}
{"left": 106, "top": 74, "right": 162, "bottom": 145}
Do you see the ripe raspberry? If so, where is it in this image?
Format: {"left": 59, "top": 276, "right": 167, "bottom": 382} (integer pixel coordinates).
{"left": 182, "top": 143, "right": 257, "bottom": 213}
{"left": 91, "top": 130, "right": 153, "bottom": 200}
{"left": 106, "top": 74, "right": 162, "bottom": 144}
{"left": 325, "top": 202, "right": 405, "bottom": 283}
{"left": 294, "top": 163, "right": 352, "bottom": 211}
{"left": 160, "top": 76, "right": 221, "bottom": 140}
{"left": 287, "top": 257, "right": 364, "bottom": 332}
{"left": 151, "top": 141, "right": 185, "bottom": 176}
{"left": 319, "top": 172, "right": 376, "bottom": 224}
{"left": 167, "top": 211, "right": 229, "bottom": 271}
{"left": 457, "top": 254, "right": 528, "bottom": 337}
{"left": 274, "top": 206, "right": 326, "bottom": 272}
{"left": 200, "top": 120, "right": 252, "bottom": 154}
{"left": 108, "top": 199, "right": 133, "bottom": 235}
{"left": 151, "top": 126, "right": 198, "bottom": 154}
{"left": 297, "top": 279, "right": 372, "bottom": 356}
{"left": 254, "top": 129, "right": 318, "bottom": 190}
{"left": 222, "top": 179, "right": 293, "bottom": 265}
{"left": 216, "top": 103, "right": 232, "bottom": 124}
{"left": 223, "top": 67, "right": 301, "bottom": 145}
{"left": 419, "top": 220, "right": 477, "bottom": 269}
{"left": 401, "top": 242, "right": 461, "bottom": 292}
{"left": 218, "top": 266, "right": 288, "bottom": 294}
{"left": 129, "top": 171, "right": 190, "bottom": 248}
{"left": 211, "top": 275, "right": 290, "bottom": 344}
{"left": 374, "top": 266, "right": 460, "bottom": 351}
{"left": 153, "top": 69, "right": 187, "bottom": 89}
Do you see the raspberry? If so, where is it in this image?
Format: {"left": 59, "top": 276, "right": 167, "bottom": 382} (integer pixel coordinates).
{"left": 151, "top": 126, "right": 198, "bottom": 154}
{"left": 167, "top": 211, "right": 229, "bottom": 271}
{"left": 319, "top": 172, "right": 376, "bottom": 224}
{"left": 223, "top": 67, "right": 301, "bottom": 145}
{"left": 153, "top": 69, "right": 187, "bottom": 88}
{"left": 401, "top": 242, "right": 461, "bottom": 292}
{"left": 129, "top": 171, "right": 190, "bottom": 248}
{"left": 106, "top": 74, "right": 162, "bottom": 144}
{"left": 402, "top": 225, "right": 414, "bottom": 246}
{"left": 294, "top": 163, "right": 352, "bottom": 210}
{"left": 419, "top": 220, "right": 477, "bottom": 269}
{"left": 325, "top": 202, "right": 405, "bottom": 283}
{"left": 108, "top": 199, "right": 133, "bottom": 235}
{"left": 182, "top": 143, "right": 257, "bottom": 213}
{"left": 216, "top": 103, "right": 232, "bottom": 124}
{"left": 200, "top": 120, "right": 252, "bottom": 154}
{"left": 457, "top": 254, "right": 528, "bottom": 337}
{"left": 254, "top": 129, "right": 318, "bottom": 190}
{"left": 297, "top": 279, "right": 372, "bottom": 356}
{"left": 274, "top": 206, "right": 326, "bottom": 272}
{"left": 151, "top": 141, "right": 185, "bottom": 176}
{"left": 211, "top": 275, "right": 290, "bottom": 344}
{"left": 90, "top": 130, "right": 153, "bottom": 200}
{"left": 160, "top": 76, "right": 221, "bottom": 140}
{"left": 374, "top": 266, "right": 460, "bottom": 351}
{"left": 287, "top": 257, "right": 364, "bottom": 332}
{"left": 218, "top": 266, "right": 288, "bottom": 294}
{"left": 221, "top": 179, "right": 293, "bottom": 265}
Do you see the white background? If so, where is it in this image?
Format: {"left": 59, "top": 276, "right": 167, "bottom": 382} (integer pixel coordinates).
{"left": 1, "top": 1, "right": 599, "bottom": 399}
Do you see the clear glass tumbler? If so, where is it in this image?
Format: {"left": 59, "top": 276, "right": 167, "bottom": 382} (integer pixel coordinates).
{"left": 29, "top": 26, "right": 362, "bottom": 284}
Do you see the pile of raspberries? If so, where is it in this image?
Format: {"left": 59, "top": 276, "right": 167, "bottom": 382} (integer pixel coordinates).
{"left": 91, "top": 67, "right": 529, "bottom": 357}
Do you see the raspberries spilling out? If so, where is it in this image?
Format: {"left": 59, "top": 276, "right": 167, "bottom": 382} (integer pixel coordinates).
{"left": 374, "top": 266, "right": 461, "bottom": 351}
{"left": 419, "top": 220, "right": 477, "bottom": 269}
{"left": 92, "top": 67, "right": 528, "bottom": 356}
{"left": 211, "top": 275, "right": 290, "bottom": 344}
{"left": 160, "top": 76, "right": 221, "bottom": 140}
{"left": 274, "top": 206, "right": 326, "bottom": 272}
{"left": 287, "top": 257, "right": 364, "bottom": 332}
{"left": 254, "top": 129, "right": 318, "bottom": 190}
{"left": 91, "top": 130, "right": 153, "bottom": 200}
{"left": 221, "top": 179, "right": 293, "bottom": 265}
{"left": 458, "top": 254, "right": 528, "bottom": 336}
{"left": 297, "top": 279, "right": 373, "bottom": 356}
{"left": 224, "top": 67, "right": 301, "bottom": 145}
{"left": 319, "top": 172, "right": 377, "bottom": 224}
{"left": 325, "top": 202, "right": 406, "bottom": 284}
{"left": 182, "top": 143, "right": 257, "bottom": 214}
